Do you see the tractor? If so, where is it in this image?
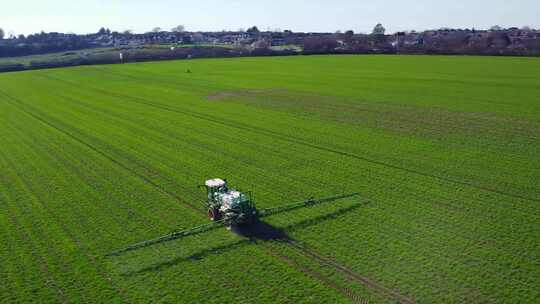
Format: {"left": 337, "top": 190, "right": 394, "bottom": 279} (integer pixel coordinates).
{"left": 202, "top": 178, "right": 262, "bottom": 225}
{"left": 106, "top": 178, "right": 359, "bottom": 257}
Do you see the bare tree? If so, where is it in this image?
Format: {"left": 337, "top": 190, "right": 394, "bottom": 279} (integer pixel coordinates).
{"left": 247, "top": 26, "right": 260, "bottom": 33}
{"left": 344, "top": 30, "right": 354, "bottom": 42}
{"left": 172, "top": 25, "right": 185, "bottom": 33}
{"left": 0, "top": 28, "right": 4, "bottom": 39}
{"left": 152, "top": 27, "right": 162, "bottom": 33}
{"left": 490, "top": 25, "right": 503, "bottom": 31}
{"left": 372, "top": 23, "right": 386, "bottom": 35}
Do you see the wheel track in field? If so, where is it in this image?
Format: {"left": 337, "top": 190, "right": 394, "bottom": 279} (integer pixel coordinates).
{"left": 37, "top": 73, "right": 539, "bottom": 204}
{"left": 0, "top": 89, "right": 401, "bottom": 303}
{"left": 334, "top": 202, "right": 533, "bottom": 300}
{"left": 310, "top": 168, "right": 536, "bottom": 296}
{"left": 265, "top": 247, "right": 369, "bottom": 304}
{"left": 284, "top": 239, "right": 415, "bottom": 304}
{"left": 244, "top": 247, "right": 366, "bottom": 303}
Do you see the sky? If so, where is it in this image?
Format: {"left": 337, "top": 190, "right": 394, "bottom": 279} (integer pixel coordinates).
{"left": 1, "top": 0, "right": 539, "bottom": 36}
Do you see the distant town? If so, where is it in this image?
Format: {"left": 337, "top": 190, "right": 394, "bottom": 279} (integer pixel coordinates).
{"left": 0, "top": 24, "right": 539, "bottom": 72}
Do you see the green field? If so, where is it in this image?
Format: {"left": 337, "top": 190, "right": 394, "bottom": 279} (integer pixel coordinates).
{"left": 0, "top": 55, "right": 539, "bottom": 303}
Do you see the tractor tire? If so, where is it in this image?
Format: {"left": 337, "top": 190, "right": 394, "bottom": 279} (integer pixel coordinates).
{"left": 208, "top": 208, "right": 220, "bottom": 221}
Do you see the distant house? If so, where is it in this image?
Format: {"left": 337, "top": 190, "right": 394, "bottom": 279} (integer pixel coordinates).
{"left": 251, "top": 39, "right": 271, "bottom": 49}
{"left": 403, "top": 33, "right": 422, "bottom": 46}
{"left": 506, "top": 29, "right": 540, "bottom": 51}
{"left": 271, "top": 38, "right": 286, "bottom": 46}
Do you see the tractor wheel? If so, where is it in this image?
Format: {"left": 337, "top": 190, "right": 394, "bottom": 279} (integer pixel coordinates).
{"left": 208, "top": 208, "right": 220, "bottom": 221}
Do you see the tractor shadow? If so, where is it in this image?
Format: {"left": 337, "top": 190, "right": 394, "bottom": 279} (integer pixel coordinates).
{"left": 231, "top": 221, "right": 287, "bottom": 241}
{"left": 121, "top": 201, "right": 368, "bottom": 277}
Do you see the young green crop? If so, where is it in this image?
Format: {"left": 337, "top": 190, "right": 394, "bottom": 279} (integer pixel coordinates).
{"left": 0, "top": 55, "right": 539, "bottom": 303}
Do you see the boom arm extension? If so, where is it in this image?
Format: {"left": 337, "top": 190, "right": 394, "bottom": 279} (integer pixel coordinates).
{"left": 258, "top": 192, "right": 360, "bottom": 218}
{"left": 106, "top": 219, "right": 227, "bottom": 257}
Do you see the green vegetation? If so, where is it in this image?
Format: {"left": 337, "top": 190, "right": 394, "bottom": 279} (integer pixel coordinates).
{"left": 0, "top": 55, "right": 539, "bottom": 303}
{"left": 0, "top": 44, "right": 239, "bottom": 72}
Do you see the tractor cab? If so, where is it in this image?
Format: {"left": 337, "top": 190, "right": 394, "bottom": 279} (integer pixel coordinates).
{"left": 204, "top": 178, "right": 228, "bottom": 200}
{"left": 202, "top": 178, "right": 258, "bottom": 225}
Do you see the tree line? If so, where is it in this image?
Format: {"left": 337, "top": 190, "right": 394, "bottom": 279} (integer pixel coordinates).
{"left": 1, "top": 24, "right": 539, "bottom": 62}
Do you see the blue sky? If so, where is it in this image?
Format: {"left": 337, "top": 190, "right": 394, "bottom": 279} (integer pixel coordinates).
{"left": 1, "top": 0, "right": 539, "bottom": 35}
